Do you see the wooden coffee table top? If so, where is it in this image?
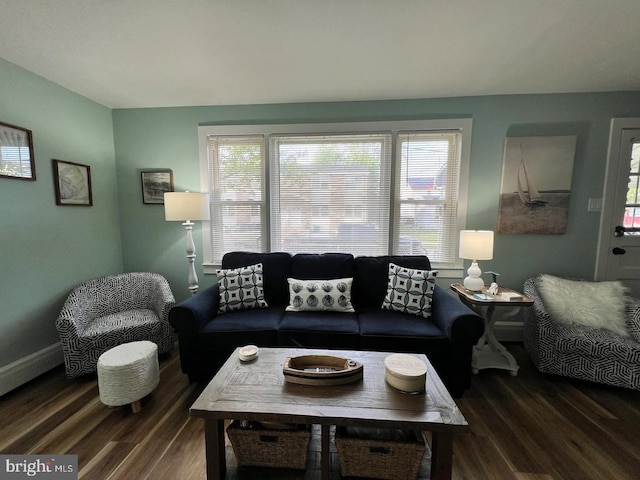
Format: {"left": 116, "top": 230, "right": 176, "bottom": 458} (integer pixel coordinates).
{"left": 190, "top": 347, "right": 468, "bottom": 433}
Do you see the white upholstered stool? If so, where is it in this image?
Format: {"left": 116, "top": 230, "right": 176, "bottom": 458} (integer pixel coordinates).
{"left": 97, "top": 341, "right": 159, "bottom": 413}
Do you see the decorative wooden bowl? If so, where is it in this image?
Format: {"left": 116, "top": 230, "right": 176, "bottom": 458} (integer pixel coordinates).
{"left": 283, "top": 354, "right": 364, "bottom": 386}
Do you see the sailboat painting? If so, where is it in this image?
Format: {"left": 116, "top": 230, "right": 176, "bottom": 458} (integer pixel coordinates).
{"left": 498, "top": 135, "right": 576, "bottom": 234}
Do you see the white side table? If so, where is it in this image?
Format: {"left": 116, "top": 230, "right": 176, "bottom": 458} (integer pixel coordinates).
{"left": 451, "top": 283, "right": 533, "bottom": 376}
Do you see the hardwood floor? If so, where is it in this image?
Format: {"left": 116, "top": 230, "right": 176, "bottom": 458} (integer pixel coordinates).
{"left": 1, "top": 344, "right": 638, "bottom": 479}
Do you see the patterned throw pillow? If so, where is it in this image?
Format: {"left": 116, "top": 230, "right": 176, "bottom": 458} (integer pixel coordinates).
{"left": 285, "top": 278, "right": 355, "bottom": 312}
{"left": 217, "top": 263, "right": 268, "bottom": 313}
{"left": 381, "top": 263, "right": 437, "bottom": 319}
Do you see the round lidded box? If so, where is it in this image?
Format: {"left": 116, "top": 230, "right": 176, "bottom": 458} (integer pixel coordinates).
{"left": 384, "top": 353, "right": 427, "bottom": 393}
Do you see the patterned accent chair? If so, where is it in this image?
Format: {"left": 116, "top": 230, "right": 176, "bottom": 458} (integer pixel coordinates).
{"left": 56, "top": 272, "right": 176, "bottom": 378}
{"left": 523, "top": 275, "right": 640, "bottom": 391}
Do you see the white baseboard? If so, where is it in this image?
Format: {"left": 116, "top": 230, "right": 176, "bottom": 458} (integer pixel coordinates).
{"left": 0, "top": 343, "right": 64, "bottom": 397}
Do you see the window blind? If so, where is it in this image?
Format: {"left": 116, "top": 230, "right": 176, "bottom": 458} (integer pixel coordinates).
{"left": 207, "top": 135, "right": 265, "bottom": 265}
{"left": 269, "top": 133, "right": 392, "bottom": 255}
{"left": 397, "top": 132, "right": 461, "bottom": 264}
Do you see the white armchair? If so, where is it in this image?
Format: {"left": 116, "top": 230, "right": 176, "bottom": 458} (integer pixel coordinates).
{"left": 56, "top": 272, "right": 175, "bottom": 378}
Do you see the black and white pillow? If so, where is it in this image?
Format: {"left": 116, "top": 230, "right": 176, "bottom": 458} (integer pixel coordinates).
{"left": 381, "top": 263, "right": 437, "bottom": 319}
{"left": 286, "top": 277, "right": 355, "bottom": 312}
{"left": 217, "top": 263, "right": 268, "bottom": 313}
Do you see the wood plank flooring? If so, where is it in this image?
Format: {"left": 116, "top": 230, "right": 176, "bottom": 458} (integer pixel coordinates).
{"left": 1, "top": 344, "right": 638, "bottom": 479}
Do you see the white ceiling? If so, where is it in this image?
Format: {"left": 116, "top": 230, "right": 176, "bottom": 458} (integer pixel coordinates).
{"left": 1, "top": 0, "right": 639, "bottom": 109}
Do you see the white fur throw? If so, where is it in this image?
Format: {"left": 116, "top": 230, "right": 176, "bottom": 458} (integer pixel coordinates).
{"left": 538, "top": 274, "right": 629, "bottom": 337}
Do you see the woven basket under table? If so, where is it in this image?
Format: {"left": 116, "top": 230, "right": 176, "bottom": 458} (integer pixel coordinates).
{"left": 227, "top": 421, "right": 311, "bottom": 469}
{"left": 335, "top": 426, "right": 427, "bottom": 480}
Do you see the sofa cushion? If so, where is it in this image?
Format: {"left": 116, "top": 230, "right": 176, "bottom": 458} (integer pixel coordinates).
{"left": 217, "top": 263, "right": 268, "bottom": 313}
{"left": 202, "top": 306, "right": 283, "bottom": 333}
{"left": 277, "top": 311, "right": 360, "bottom": 349}
{"left": 554, "top": 323, "right": 640, "bottom": 364}
{"left": 358, "top": 309, "right": 449, "bottom": 355}
{"left": 358, "top": 309, "right": 445, "bottom": 338}
{"left": 291, "top": 253, "right": 355, "bottom": 280}
{"left": 222, "top": 252, "right": 292, "bottom": 306}
{"left": 538, "top": 275, "right": 629, "bottom": 337}
{"left": 82, "top": 309, "right": 161, "bottom": 338}
{"left": 279, "top": 311, "right": 360, "bottom": 334}
{"left": 285, "top": 277, "right": 355, "bottom": 312}
{"left": 381, "top": 263, "right": 437, "bottom": 319}
{"left": 353, "top": 256, "right": 431, "bottom": 309}
{"left": 199, "top": 306, "right": 282, "bottom": 349}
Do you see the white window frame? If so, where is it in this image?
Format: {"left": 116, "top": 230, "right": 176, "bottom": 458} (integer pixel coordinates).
{"left": 199, "top": 119, "right": 472, "bottom": 276}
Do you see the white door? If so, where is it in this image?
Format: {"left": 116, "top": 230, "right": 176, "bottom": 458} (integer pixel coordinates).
{"left": 596, "top": 118, "right": 640, "bottom": 295}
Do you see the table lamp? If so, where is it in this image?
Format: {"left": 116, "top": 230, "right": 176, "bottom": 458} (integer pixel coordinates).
{"left": 164, "top": 191, "right": 210, "bottom": 295}
{"left": 459, "top": 230, "right": 494, "bottom": 291}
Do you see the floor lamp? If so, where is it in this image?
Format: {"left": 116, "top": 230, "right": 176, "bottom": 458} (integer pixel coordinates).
{"left": 164, "top": 191, "right": 210, "bottom": 296}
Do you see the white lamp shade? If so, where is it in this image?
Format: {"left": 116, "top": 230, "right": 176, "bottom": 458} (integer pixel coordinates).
{"left": 459, "top": 230, "right": 494, "bottom": 260}
{"left": 164, "top": 192, "right": 210, "bottom": 221}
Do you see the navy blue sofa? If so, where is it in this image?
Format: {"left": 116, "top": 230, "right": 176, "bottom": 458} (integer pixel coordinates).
{"left": 169, "top": 252, "right": 483, "bottom": 397}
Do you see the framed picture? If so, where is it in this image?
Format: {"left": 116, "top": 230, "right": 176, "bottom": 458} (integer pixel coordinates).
{"left": 53, "top": 159, "right": 93, "bottom": 206}
{"left": 497, "top": 135, "right": 576, "bottom": 234}
{"left": 141, "top": 170, "right": 174, "bottom": 204}
{"left": 0, "top": 121, "right": 36, "bottom": 181}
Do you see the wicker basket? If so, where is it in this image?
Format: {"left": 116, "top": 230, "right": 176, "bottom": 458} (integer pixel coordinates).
{"left": 335, "top": 426, "right": 426, "bottom": 480}
{"left": 227, "top": 421, "right": 311, "bottom": 469}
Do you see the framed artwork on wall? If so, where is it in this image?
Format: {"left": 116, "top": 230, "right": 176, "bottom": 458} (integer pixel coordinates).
{"left": 141, "top": 169, "right": 174, "bottom": 204}
{"left": 53, "top": 159, "right": 93, "bottom": 206}
{"left": 497, "top": 135, "right": 577, "bottom": 234}
{"left": 0, "top": 121, "right": 36, "bottom": 181}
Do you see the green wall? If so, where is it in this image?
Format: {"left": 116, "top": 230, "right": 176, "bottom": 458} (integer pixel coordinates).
{"left": 3, "top": 51, "right": 640, "bottom": 376}
{"left": 113, "top": 93, "right": 640, "bottom": 302}
{"left": 0, "top": 58, "right": 123, "bottom": 369}
{"left": 113, "top": 92, "right": 640, "bottom": 301}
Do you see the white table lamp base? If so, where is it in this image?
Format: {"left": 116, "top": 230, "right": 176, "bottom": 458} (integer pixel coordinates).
{"left": 463, "top": 261, "right": 485, "bottom": 291}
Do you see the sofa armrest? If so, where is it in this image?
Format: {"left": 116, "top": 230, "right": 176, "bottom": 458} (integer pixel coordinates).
{"left": 626, "top": 297, "right": 640, "bottom": 322}
{"left": 147, "top": 274, "right": 176, "bottom": 323}
{"left": 429, "top": 285, "right": 483, "bottom": 397}
{"left": 169, "top": 283, "right": 220, "bottom": 334}
{"left": 55, "top": 310, "right": 82, "bottom": 340}
{"left": 56, "top": 290, "right": 91, "bottom": 335}
{"left": 169, "top": 283, "right": 221, "bottom": 380}
{"left": 523, "top": 276, "right": 560, "bottom": 371}
{"left": 431, "top": 286, "right": 484, "bottom": 343}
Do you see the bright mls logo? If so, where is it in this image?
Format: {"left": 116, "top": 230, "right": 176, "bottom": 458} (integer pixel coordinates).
{"left": 0, "top": 455, "right": 77, "bottom": 479}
